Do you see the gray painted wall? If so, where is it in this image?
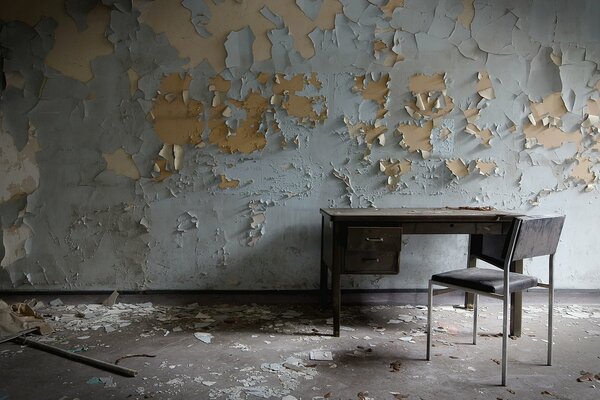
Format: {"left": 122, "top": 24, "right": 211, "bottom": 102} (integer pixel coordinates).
{"left": 1, "top": 0, "right": 599, "bottom": 290}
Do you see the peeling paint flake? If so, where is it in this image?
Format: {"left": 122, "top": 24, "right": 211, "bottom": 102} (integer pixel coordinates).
{"left": 446, "top": 158, "right": 469, "bottom": 178}
{"left": 218, "top": 175, "right": 240, "bottom": 189}
{"left": 102, "top": 148, "right": 140, "bottom": 180}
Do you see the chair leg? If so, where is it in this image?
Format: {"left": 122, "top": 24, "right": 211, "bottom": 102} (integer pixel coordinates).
{"left": 548, "top": 255, "right": 554, "bottom": 366}
{"left": 427, "top": 280, "right": 433, "bottom": 361}
{"left": 473, "top": 293, "right": 478, "bottom": 345}
{"left": 501, "top": 292, "right": 509, "bottom": 386}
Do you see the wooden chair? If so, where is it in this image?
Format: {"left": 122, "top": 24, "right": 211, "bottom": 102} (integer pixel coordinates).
{"left": 426, "top": 215, "right": 565, "bottom": 386}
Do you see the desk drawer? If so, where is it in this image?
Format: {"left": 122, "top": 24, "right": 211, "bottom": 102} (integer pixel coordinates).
{"left": 344, "top": 251, "right": 399, "bottom": 274}
{"left": 347, "top": 227, "right": 402, "bottom": 251}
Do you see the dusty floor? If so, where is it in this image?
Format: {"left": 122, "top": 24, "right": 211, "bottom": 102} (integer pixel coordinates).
{"left": 1, "top": 293, "right": 599, "bottom": 400}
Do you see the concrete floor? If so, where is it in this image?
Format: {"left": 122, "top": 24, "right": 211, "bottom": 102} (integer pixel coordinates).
{"left": 1, "top": 292, "right": 599, "bottom": 400}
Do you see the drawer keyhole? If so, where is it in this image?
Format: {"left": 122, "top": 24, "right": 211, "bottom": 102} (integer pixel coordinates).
{"left": 365, "top": 237, "right": 384, "bottom": 242}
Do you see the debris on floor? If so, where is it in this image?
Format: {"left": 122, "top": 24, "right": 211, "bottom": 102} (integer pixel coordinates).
{"left": 309, "top": 350, "right": 333, "bottom": 361}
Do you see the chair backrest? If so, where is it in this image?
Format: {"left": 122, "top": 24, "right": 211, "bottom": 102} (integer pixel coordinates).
{"left": 511, "top": 215, "right": 565, "bottom": 261}
{"left": 470, "top": 215, "right": 565, "bottom": 266}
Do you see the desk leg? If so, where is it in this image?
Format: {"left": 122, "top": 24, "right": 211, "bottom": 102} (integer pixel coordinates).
{"left": 510, "top": 260, "right": 523, "bottom": 337}
{"left": 320, "top": 216, "right": 328, "bottom": 308}
{"left": 464, "top": 250, "right": 477, "bottom": 309}
{"left": 332, "top": 238, "right": 342, "bottom": 337}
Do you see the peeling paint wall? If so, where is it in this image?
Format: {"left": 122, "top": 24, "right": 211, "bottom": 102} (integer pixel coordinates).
{"left": 1, "top": 0, "right": 599, "bottom": 290}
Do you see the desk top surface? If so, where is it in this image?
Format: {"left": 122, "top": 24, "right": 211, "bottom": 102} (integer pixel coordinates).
{"left": 320, "top": 207, "right": 521, "bottom": 222}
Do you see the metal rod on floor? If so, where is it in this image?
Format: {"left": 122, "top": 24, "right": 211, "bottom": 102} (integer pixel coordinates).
{"left": 0, "top": 328, "right": 37, "bottom": 345}
{"left": 12, "top": 336, "right": 137, "bottom": 377}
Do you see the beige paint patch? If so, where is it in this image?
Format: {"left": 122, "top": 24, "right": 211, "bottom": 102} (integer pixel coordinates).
{"left": 476, "top": 71, "right": 495, "bottom": 100}
{"left": 152, "top": 73, "right": 204, "bottom": 146}
{"left": 458, "top": 0, "right": 475, "bottom": 29}
{"left": 523, "top": 125, "right": 582, "bottom": 149}
{"left": 381, "top": 0, "right": 405, "bottom": 18}
{"left": 475, "top": 160, "right": 497, "bottom": 176}
{"left": 127, "top": 68, "right": 139, "bottom": 96}
{"left": 102, "top": 148, "right": 140, "bottom": 180}
{"left": 446, "top": 159, "right": 469, "bottom": 178}
{"left": 406, "top": 73, "right": 453, "bottom": 121}
{"left": 0, "top": 129, "right": 40, "bottom": 203}
{"left": 273, "top": 73, "right": 327, "bottom": 125}
{"left": 345, "top": 119, "right": 387, "bottom": 145}
{"left": 138, "top": 0, "right": 341, "bottom": 71}
{"left": 571, "top": 157, "right": 596, "bottom": 184}
{"left": 354, "top": 74, "right": 389, "bottom": 105}
{"left": 218, "top": 175, "right": 240, "bottom": 189}
{"left": 2, "top": 1, "right": 113, "bottom": 82}
{"left": 1, "top": 223, "right": 32, "bottom": 267}
{"left": 5, "top": 71, "right": 25, "bottom": 89}
{"left": 379, "top": 158, "right": 411, "bottom": 190}
{"left": 408, "top": 73, "right": 446, "bottom": 93}
{"left": 465, "top": 123, "right": 493, "bottom": 146}
{"left": 464, "top": 108, "right": 480, "bottom": 124}
{"left": 530, "top": 92, "right": 567, "bottom": 122}
{"left": 209, "top": 91, "right": 269, "bottom": 153}
{"left": 397, "top": 121, "right": 433, "bottom": 155}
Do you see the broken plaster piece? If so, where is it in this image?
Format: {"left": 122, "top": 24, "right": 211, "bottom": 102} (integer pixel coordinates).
{"left": 194, "top": 332, "right": 214, "bottom": 344}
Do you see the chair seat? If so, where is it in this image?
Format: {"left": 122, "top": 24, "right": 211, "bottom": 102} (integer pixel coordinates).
{"left": 431, "top": 268, "right": 539, "bottom": 294}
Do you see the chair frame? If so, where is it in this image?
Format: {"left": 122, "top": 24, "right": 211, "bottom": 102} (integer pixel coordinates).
{"left": 426, "top": 217, "right": 560, "bottom": 386}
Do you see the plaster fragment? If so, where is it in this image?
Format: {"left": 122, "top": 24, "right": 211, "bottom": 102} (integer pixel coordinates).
{"left": 102, "top": 148, "right": 140, "bottom": 180}
{"left": 446, "top": 159, "right": 468, "bottom": 178}
{"left": 218, "top": 175, "right": 240, "bottom": 189}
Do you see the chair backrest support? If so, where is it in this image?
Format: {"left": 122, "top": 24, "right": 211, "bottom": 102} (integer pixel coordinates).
{"left": 511, "top": 216, "right": 565, "bottom": 261}
{"left": 470, "top": 215, "right": 565, "bottom": 266}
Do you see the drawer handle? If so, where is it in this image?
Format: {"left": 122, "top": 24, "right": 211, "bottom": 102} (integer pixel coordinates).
{"left": 365, "top": 237, "right": 384, "bottom": 242}
{"left": 362, "top": 257, "right": 380, "bottom": 262}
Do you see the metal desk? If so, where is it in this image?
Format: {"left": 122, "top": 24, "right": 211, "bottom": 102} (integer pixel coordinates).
{"left": 320, "top": 208, "right": 524, "bottom": 337}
